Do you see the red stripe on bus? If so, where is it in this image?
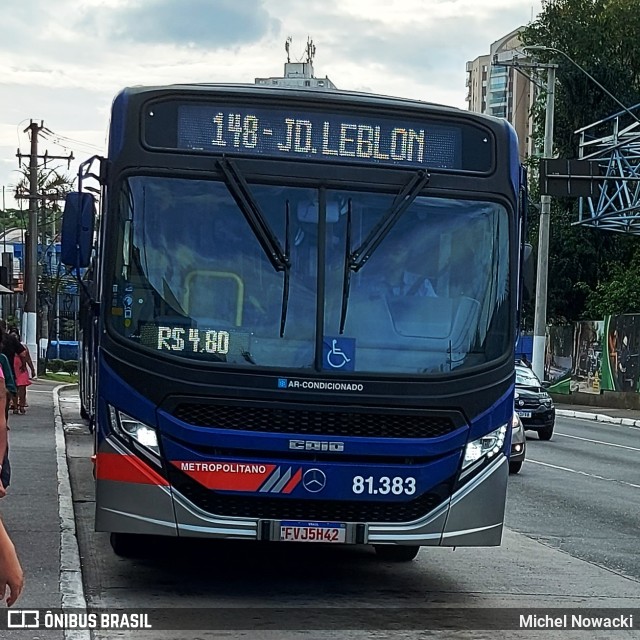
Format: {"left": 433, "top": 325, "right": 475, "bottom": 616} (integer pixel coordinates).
{"left": 282, "top": 468, "right": 302, "bottom": 493}
{"left": 96, "top": 452, "right": 169, "bottom": 486}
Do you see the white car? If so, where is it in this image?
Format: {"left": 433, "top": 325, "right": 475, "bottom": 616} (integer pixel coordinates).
{"left": 509, "top": 411, "right": 526, "bottom": 474}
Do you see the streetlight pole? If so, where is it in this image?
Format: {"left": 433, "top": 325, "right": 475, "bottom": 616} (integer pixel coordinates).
{"left": 532, "top": 64, "right": 556, "bottom": 381}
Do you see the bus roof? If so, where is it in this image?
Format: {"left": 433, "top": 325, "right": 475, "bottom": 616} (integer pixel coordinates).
{"left": 117, "top": 83, "right": 509, "bottom": 129}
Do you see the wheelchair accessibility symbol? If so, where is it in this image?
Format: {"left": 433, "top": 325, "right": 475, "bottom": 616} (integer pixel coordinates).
{"left": 323, "top": 337, "right": 356, "bottom": 371}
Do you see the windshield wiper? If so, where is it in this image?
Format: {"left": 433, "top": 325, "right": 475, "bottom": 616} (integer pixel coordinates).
{"left": 350, "top": 170, "right": 430, "bottom": 271}
{"left": 280, "top": 200, "right": 291, "bottom": 337}
{"left": 339, "top": 170, "right": 430, "bottom": 333}
{"left": 339, "top": 198, "right": 353, "bottom": 334}
{"left": 218, "top": 158, "right": 289, "bottom": 272}
{"left": 218, "top": 159, "right": 291, "bottom": 337}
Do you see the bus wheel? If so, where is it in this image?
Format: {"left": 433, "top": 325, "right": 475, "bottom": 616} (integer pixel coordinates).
{"left": 110, "top": 533, "right": 143, "bottom": 558}
{"left": 374, "top": 545, "right": 420, "bottom": 562}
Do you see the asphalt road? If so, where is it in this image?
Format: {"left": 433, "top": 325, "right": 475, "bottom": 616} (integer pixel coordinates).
{"left": 506, "top": 414, "right": 640, "bottom": 581}
{"left": 59, "top": 390, "right": 640, "bottom": 639}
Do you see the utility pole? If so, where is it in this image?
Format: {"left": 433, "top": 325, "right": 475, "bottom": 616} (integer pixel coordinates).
{"left": 15, "top": 121, "right": 73, "bottom": 365}
{"left": 532, "top": 64, "right": 556, "bottom": 382}
{"left": 500, "top": 58, "right": 557, "bottom": 380}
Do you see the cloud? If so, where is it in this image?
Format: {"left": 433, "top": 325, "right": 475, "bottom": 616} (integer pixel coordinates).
{"left": 0, "top": 0, "right": 543, "bottom": 206}
{"left": 266, "top": 0, "right": 536, "bottom": 103}
{"left": 81, "top": 0, "right": 279, "bottom": 48}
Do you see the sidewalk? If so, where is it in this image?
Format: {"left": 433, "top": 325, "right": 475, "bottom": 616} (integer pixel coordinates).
{"left": 555, "top": 402, "right": 640, "bottom": 427}
{"left": 2, "top": 379, "right": 66, "bottom": 638}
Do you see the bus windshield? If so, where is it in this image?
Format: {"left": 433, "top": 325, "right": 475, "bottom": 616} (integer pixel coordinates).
{"left": 108, "top": 175, "right": 510, "bottom": 374}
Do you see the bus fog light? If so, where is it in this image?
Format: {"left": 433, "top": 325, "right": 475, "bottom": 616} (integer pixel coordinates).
{"left": 462, "top": 424, "right": 507, "bottom": 469}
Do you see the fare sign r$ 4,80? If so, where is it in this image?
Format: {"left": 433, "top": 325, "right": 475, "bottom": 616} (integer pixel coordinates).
{"left": 157, "top": 326, "right": 230, "bottom": 354}
{"left": 177, "top": 105, "right": 462, "bottom": 169}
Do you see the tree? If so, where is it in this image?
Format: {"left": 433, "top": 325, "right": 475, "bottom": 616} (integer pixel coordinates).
{"left": 12, "top": 167, "right": 73, "bottom": 245}
{"left": 521, "top": 0, "right": 640, "bottom": 323}
{"left": 11, "top": 166, "right": 75, "bottom": 346}
{"left": 584, "top": 255, "right": 640, "bottom": 317}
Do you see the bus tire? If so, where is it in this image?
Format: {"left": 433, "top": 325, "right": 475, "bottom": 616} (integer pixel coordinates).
{"left": 374, "top": 545, "right": 420, "bottom": 562}
{"left": 110, "top": 532, "right": 143, "bottom": 558}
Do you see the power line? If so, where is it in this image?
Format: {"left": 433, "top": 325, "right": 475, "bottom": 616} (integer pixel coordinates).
{"left": 15, "top": 120, "right": 74, "bottom": 354}
{"left": 42, "top": 127, "right": 104, "bottom": 153}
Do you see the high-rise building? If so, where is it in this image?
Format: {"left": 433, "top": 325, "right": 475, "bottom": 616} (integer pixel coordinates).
{"left": 466, "top": 27, "right": 535, "bottom": 162}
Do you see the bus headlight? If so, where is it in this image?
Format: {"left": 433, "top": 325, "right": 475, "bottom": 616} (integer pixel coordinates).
{"left": 108, "top": 406, "right": 160, "bottom": 456}
{"left": 462, "top": 424, "right": 508, "bottom": 469}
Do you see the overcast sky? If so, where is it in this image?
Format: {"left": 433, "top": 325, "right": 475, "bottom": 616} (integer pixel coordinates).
{"left": 0, "top": 0, "right": 542, "bottom": 208}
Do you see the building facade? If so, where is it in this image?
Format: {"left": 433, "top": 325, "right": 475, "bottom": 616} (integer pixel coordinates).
{"left": 255, "top": 61, "right": 337, "bottom": 90}
{"left": 466, "top": 28, "right": 535, "bottom": 162}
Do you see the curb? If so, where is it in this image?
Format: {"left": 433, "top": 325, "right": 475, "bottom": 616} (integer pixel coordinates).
{"left": 556, "top": 408, "right": 640, "bottom": 427}
{"left": 53, "top": 384, "right": 91, "bottom": 640}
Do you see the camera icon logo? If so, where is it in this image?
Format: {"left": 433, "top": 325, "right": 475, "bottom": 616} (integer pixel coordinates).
{"left": 7, "top": 610, "right": 40, "bottom": 628}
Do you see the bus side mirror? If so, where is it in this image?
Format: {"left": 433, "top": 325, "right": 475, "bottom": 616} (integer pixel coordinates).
{"left": 61, "top": 192, "right": 96, "bottom": 268}
{"left": 522, "top": 243, "right": 534, "bottom": 302}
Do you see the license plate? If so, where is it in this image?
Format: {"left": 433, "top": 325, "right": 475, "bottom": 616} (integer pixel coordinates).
{"left": 279, "top": 521, "right": 346, "bottom": 543}
{"left": 516, "top": 410, "right": 532, "bottom": 418}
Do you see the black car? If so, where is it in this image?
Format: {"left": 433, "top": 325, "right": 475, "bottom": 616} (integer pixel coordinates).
{"left": 514, "top": 363, "right": 555, "bottom": 440}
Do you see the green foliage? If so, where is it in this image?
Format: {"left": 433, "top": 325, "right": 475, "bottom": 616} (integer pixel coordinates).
{"left": 48, "top": 359, "right": 64, "bottom": 373}
{"left": 62, "top": 360, "right": 78, "bottom": 374}
{"left": 42, "top": 371, "right": 78, "bottom": 383}
{"left": 584, "top": 255, "right": 640, "bottom": 316}
{"left": 522, "top": 0, "right": 640, "bottom": 158}
{"left": 521, "top": 0, "right": 640, "bottom": 323}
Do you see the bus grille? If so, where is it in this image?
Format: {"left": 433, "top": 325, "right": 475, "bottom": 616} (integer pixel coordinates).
{"left": 171, "top": 471, "right": 449, "bottom": 522}
{"left": 172, "top": 403, "right": 457, "bottom": 439}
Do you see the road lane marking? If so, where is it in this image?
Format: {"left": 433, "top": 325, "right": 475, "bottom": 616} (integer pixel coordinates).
{"left": 528, "top": 459, "right": 640, "bottom": 489}
{"left": 555, "top": 432, "right": 640, "bottom": 453}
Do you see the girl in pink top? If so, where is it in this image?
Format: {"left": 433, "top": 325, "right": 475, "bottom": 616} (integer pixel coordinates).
{"left": 9, "top": 331, "right": 35, "bottom": 415}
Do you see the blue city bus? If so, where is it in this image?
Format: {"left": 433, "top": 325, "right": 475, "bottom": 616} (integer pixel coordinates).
{"left": 61, "top": 83, "right": 527, "bottom": 561}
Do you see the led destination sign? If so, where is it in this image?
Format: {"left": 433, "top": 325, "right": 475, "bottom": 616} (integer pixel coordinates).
{"left": 139, "top": 323, "right": 250, "bottom": 359}
{"left": 144, "top": 101, "right": 492, "bottom": 171}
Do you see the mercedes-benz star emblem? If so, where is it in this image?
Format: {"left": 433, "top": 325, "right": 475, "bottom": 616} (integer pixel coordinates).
{"left": 302, "top": 468, "right": 327, "bottom": 493}
{"left": 518, "top": 399, "right": 525, "bottom": 407}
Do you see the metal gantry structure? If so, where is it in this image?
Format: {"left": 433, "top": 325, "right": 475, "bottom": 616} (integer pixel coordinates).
{"left": 576, "top": 103, "right": 640, "bottom": 234}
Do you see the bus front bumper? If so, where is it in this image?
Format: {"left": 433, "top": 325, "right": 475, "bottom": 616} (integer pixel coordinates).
{"left": 96, "top": 439, "right": 507, "bottom": 547}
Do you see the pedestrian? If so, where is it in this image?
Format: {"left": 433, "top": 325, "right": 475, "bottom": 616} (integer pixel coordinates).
{"left": 0, "top": 322, "right": 26, "bottom": 416}
{"left": 8, "top": 329, "right": 35, "bottom": 415}
{"left": 0, "top": 353, "right": 16, "bottom": 494}
{"left": 0, "top": 516, "right": 24, "bottom": 607}
{"left": 0, "top": 356, "right": 24, "bottom": 608}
